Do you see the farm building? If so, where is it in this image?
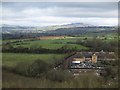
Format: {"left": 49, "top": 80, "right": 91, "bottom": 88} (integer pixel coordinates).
{"left": 63, "top": 51, "right": 115, "bottom": 69}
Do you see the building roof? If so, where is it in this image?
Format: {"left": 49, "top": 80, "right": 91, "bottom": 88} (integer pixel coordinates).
{"left": 73, "top": 58, "right": 83, "bottom": 61}
{"left": 67, "top": 52, "right": 115, "bottom": 60}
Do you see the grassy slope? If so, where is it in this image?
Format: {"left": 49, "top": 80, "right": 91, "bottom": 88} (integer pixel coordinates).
{"left": 3, "top": 70, "right": 117, "bottom": 88}
{"left": 13, "top": 37, "right": 90, "bottom": 50}
{"left": 4, "top": 36, "right": 117, "bottom": 50}
{"left": 2, "top": 53, "right": 66, "bottom": 67}
{"left": 3, "top": 36, "right": 117, "bottom": 50}
{"left": 2, "top": 70, "right": 103, "bottom": 88}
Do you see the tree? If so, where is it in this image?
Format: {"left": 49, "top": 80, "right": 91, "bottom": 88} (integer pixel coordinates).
{"left": 15, "top": 60, "right": 50, "bottom": 77}
{"left": 28, "top": 60, "right": 50, "bottom": 76}
{"left": 46, "top": 69, "right": 73, "bottom": 82}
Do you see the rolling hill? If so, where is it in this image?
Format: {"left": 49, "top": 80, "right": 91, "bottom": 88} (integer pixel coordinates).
{"left": 1, "top": 23, "right": 117, "bottom": 36}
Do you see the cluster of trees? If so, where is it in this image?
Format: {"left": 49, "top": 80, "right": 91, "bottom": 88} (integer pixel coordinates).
{"left": 2, "top": 44, "right": 80, "bottom": 54}
{"left": 2, "top": 33, "right": 67, "bottom": 40}
{"left": 100, "top": 67, "right": 118, "bottom": 81}
{"left": 2, "top": 34, "right": 38, "bottom": 40}
{"left": 3, "top": 59, "right": 73, "bottom": 82}
{"left": 15, "top": 60, "right": 50, "bottom": 77}
{"left": 76, "top": 38, "right": 118, "bottom": 52}
{"left": 3, "top": 45, "right": 53, "bottom": 53}
{"left": 46, "top": 69, "right": 73, "bottom": 82}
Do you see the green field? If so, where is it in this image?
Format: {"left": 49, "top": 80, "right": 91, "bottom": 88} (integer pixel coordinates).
{"left": 0, "top": 40, "right": 2, "bottom": 45}
{"left": 14, "top": 43, "right": 88, "bottom": 50}
{"left": 2, "top": 53, "right": 66, "bottom": 67}
{"left": 2, "top": 36, "right": 118, "bottom": 52}
{"left": 7, "top": 37, "right": 90, "bottom": 50}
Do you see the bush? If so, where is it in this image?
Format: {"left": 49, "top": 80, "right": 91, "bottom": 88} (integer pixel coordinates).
{"left": 15, "top": 60, "right": 50, "bottom": 77}
{"left": 46, "top": 69, "right": 73, "bottom": 82}
{"left": 28, "top": 60, "right": 50, "bottom": 76}
{"left": 100, "top": 67, "right": 116, "bottom": 79}
{"left": 76, "top": 38, "right": 118, "bottom": 52}
{"left": 15, "top": 61, "right": 31, "bottom": 76}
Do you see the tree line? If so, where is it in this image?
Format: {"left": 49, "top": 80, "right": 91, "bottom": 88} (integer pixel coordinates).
{"left": 2, "top": 44, "right": 84, "bottom": 54}
{"left": 76, "top": 38, "right": 118, "bottom": 52}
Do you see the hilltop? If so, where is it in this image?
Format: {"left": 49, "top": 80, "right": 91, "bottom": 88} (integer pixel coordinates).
{"left": 1, "top": 23, "right": 117, "bottom": 37}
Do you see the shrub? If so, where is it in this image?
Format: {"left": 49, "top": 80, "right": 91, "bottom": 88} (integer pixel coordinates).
{"left": 15, "top": 61, "right": 31, "bottom": 76}
{"left": 100, "top": 67, "right": 116, "bottom": 79}
{"left": 15, "top": 60, "right": 50, "bottom": 77}
{"left": 46, "top": 69, "right": 73, "bottom": 82}
{"left": 28, "top": 60, "right": 50, "bottom": 76}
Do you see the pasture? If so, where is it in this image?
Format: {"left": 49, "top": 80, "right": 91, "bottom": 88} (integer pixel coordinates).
{"left": 12, "top": 36, "right": 117, "bottom": 50}
{"left": 2, "top": 53, "right": 66, "bottom": 67}
{"left": 5, "top": 37, "right": 90, "bottom": 50}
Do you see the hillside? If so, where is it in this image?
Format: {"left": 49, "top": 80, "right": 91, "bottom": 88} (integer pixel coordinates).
{"left": 1, "top": 23, "right": 117, "bottom": 36}
{"left": 45, "top": 26, "right": 116, "bottom": 35}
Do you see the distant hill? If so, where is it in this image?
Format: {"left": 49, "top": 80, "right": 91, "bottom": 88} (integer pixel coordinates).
{"left": 1, "top": 24, "right": 35, "bottom": 29}
{"left": 36, "top": 23, "right": 93, "bottom": 31}
{"left": 44, "top": 26, "right": 116, "bottom": 35}
{"left": 1, "top": 24, "right": 40, "bottom": 34}
{"left": 1, "top": 23, "right": 117, "bottom": 35}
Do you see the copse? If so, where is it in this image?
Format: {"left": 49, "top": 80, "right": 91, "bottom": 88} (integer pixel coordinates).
{"left": 46, "top": 69, "right": 73, "bottom": 82}
{"left": 100, "top": 67, "right": 117, "bottom": 79}
{"left": 57, "top": 44, "right": 78, "bottom": 53}
{"left": 76, "top": 38, "right": 118, "bottom": 52}
{"left": 15, "top": 60, "right": 50, "bottom": 77}
{"left": 28, "top": 60, "right": 50, "bottom": 76}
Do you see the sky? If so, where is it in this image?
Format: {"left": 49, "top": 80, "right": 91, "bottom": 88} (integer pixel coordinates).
{"left": 1, "top": 2, "right": 118, "bottom": 26}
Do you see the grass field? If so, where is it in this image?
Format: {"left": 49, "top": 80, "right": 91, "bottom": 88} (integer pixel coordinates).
{"left": 3, "top": 37, "right": 117, "bottom": 50}
{"left": 15, "top": 43, "right": 88, "bottom": 50}
{"left": 0, "top": 40, "right": 2, "bottom": 45}
{"left": 2, "top": 53, "right": 66, "bottom": 67}
{"left": 11, "top": 37, "right": 90, "bottom": 50}
{"left": 3, "top": 36, "right": 118, "bottom": 51}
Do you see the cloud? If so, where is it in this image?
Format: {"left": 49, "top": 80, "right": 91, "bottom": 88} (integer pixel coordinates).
{"left": 2, "top": 2, "right": 118, "bottom": 26}
{"left": 3, "top": 2, "right": 118, "bottom": 11}
{"left": 3, "top": 15, "right": 118, "bottom": 26}
{"left": 2, "top": 0, "right": 119, "bottom": 2}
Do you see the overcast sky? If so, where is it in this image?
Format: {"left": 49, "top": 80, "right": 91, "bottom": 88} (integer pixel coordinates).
{"left": 2, "top": 2, "right": 118, "bottom": 26}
